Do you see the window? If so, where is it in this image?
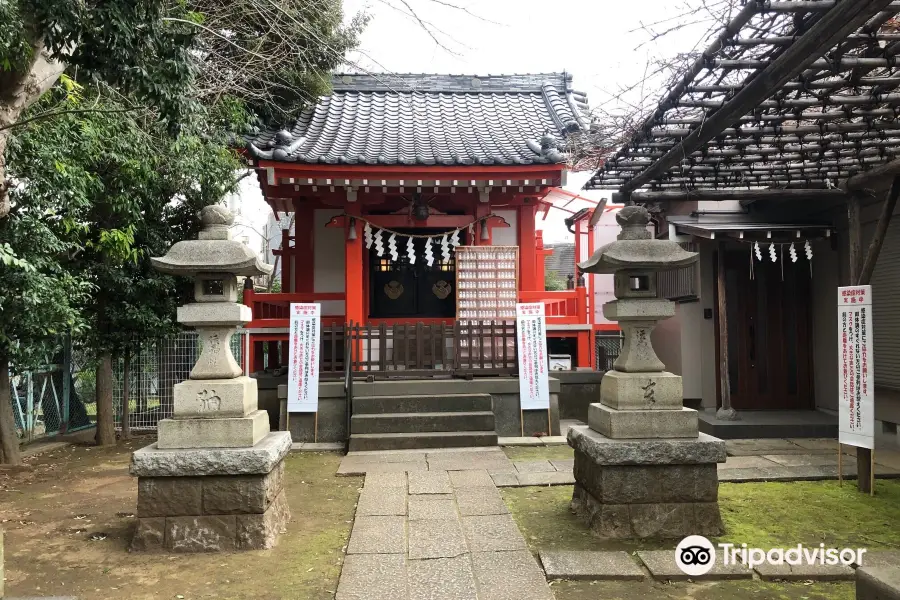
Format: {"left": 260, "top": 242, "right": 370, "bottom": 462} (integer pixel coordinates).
{"left": 438, "top": 258, "right": 455, "bottom": 272}
{"left": 376, "top": 259, "right": 394, "bottom": 272}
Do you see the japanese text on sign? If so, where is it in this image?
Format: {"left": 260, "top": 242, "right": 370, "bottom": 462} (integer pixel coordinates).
{"left": 288, "top": 303, "right": 321, "bottom": 413}
{"left": 516, "top": 303, "right": 550, "bottom": 410}
{"left": 837, "top": 286, "right": 874, "bottom": 450}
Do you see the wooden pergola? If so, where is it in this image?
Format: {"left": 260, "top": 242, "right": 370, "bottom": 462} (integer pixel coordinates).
{"left": 586, "top": 0, "right": 900, "bottom": 492}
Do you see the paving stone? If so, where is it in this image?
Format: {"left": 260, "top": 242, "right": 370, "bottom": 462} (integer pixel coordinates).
{"left": 636, "top": 550, "right": 753, "bottom": 581}
{"left": 491, "top": 472, "right": 519, "bottom": 486}
{"left": 356, "top": 487, "right": 407, "bottom": 516}
{"left": 408, "top": 471, "right": 452, "bottom": 494}
{"left": 874, "top": 450, "right": 900, "bottom": 470}
{"left": 347, "top": 516, "right": 406, "bottom": 554}
{"left": 856, "top": 566, "right": 900, "bottom": 600}
{"left": 471, "top": 551, "right": 555, "bottom": 600}
{"left": 541, "top": 436, "right": 569, "bottom": 446}
{"left": 786, "top": 438, "right": 841, "bottom": 452}
{"left": 498, "top": 437, "right": 544, "bottom": 446}
{"left": 861, "top": 551, "right": 900, "bottom": 568}
{"left": 461, "top": 514, "right": 527, "bottom": 552}
{"left": 754, "top": 562, "right": 855, "bottom": 581}
{"left": 724, "top": 439, "right": 807, "bottom": 457}
{"left": 449, "top": 469, "right": 495, "bottom": 488}
{"left": 346, "top": 451, "right": 429, "bottom": 462}
{"left": 408, "top": 519, "right": 468, "bottom": 559}
{"left": 514, "top": 460, "right": 556, "bottom": 474}
{"left": 364, "top": 472, "right": 408, "bottom": 489}
{"left": 720, "top": 456, "right": 780, "bottom": 469}
{"left": 338, "top": 458, "right": 429, "bottom": 475}
{"left": 408, "top": 495, "right": 457, "bottom": 520}
{"left": 455, "top": 487, "right": 509, "bottom": 516}
{"left": 763, "top": 454, "right": 839, "bottom": 467}
{"left": 296, "top": 442, "right": 344, "bottom": 452}
{"left": 550, "top": 459, "right": 575, "bottom": 472}
{"left": 516, "top": 472, "right": 576, "bottom": 486}
{"left": 408, "top": 555, "right": 477, "bottom": 600}
{"left": 337, "top": 554, "right": 407, "bottom": 600}
{"left": 539, "top": 550, "right": 646, "bottom": 581}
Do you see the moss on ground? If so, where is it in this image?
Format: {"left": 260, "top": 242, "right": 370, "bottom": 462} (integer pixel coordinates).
{"left": 503, "top": 481, "right": 897, "bottom": 600}
{"left": 553, "top": 580, "right": 854, "bottom": 600}
{"left": 502, "top": 445, "right": 575, "bottom": 461}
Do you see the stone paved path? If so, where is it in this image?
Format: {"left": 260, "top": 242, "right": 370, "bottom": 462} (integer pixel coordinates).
{"left": 335, "top": 452, "right": 554, "bottom": 600}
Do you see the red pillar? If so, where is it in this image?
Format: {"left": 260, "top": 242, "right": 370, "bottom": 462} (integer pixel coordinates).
{"left": 535, "top": 231, "right": 548, "bottom": 291}
{"left": 518, "top": 203, "right": 537, "bottom": 291}
{"left": 345, "top": 205, "right": 364, "bottom": 366}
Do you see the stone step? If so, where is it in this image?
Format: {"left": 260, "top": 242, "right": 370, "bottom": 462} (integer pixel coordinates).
{"left": 352, "top": 393, "right": 492, "bottom": 415}
{"left": 348, "top": 431, "right": 499, "bottom": 451}
{"left": 351, "top": 411, "right": 495, "bottom": 434}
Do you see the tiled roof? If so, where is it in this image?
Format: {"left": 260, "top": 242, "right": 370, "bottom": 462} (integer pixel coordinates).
{"left": 544, "top": 243, "right": 576, "bottom": 280}
{"left": 246, "top": 73, "right": 591, "bottom": 166}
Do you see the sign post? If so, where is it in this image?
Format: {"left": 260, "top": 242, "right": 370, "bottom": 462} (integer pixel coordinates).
{"left": 516, "top": 302, "right": 551, "bottom": 436}
{"left": 837, "top": 285, "right": 875, "bottom": 494}
{"left": 288, "top": 303, "right": 321, "bottom": 440}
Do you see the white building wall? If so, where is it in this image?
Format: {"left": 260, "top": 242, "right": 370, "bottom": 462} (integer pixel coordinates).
{"left": 491, "top": 209, "right": 518, "bottom": 246}
{"left": 314, "top": 209, "right": 346, "bottom": 316}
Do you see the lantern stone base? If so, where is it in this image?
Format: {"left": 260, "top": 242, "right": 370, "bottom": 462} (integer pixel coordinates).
{"left": 157, "top": 409, "right": 270, "bottom": 449}
{"left": 599, "top": 371, "right": 684, "bottom": 410}
{"left": 567, "top": 425, "right": 726, "bottom": 539}
{"left": 588, "top": 404, "right": 699, "bottom": 439}
{"left": 130, "top": 432, "right": 291, "bottom": 552}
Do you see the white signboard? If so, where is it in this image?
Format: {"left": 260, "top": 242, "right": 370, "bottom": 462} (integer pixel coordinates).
{"left": 516, "top": 302, "right": 550, "bottom": 410}
{"left": 838, "top": 286, "right": 874, "bottom": 449}
{"left": 288, "top": 303, "right": 321, "bottom": 413}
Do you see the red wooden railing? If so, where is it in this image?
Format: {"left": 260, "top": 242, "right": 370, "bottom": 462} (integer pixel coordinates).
{"left": 243, "top": 290, "right": 345, "bottom": 329}
{"left": 518, "top": 288, "right": 588, "bottom": 324}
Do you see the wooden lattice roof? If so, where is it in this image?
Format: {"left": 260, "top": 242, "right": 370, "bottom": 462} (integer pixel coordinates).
{"left": 586, "top": 0, "right": 900, "bottom": 194}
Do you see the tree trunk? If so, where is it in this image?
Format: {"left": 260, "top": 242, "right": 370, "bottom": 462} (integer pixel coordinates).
{"left": 121, "top": 350, "right": 131, "bottom": 440}
{"left": 0, "top": 39, "right": 65, "bottom": 219}
{"left": 0, "top": 352, "right": 23, "bottom": 465}
{"left": 94, "top": 353, "right": 116, "bottom": 446}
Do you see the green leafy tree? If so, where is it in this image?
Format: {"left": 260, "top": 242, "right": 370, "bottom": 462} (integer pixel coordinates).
{"left": 1, "top": 83, "right": 239, "bottom": 454}
{"left": 545, "top": 270, "right": 567, "bottom": 291}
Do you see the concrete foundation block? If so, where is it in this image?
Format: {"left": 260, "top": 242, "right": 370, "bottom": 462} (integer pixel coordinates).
{"left": 173, "top": 376, "right": 258, "bottom": 418}
{"left": 137, "top": 477, "right": 202, "bottom": 517}
{"left": 570, "top": 483, "right": 723, "bottom": 539}
{"left": 588, "top": 404, "right": 698, "bottom": 439}
{"left": 236, "top": 490, "right": 291, "bottom": 549}
{"left": 202, "top": 461, "right": 284, "bottom": 514}
{"left": 130, "top": 517, "right": 166, "bottom": 551}
{"left": 573, "top": 453, "right": 719, "bottom": 504}
{"left": 131, "top": 431, "right": 292, "bottom": 477}
{"left": 600, "top": 371, "right": 683, "bottom": 411}
{"left": 166, "top": 515, "right": 237, "bottom": 552}
{"left": 857, "top": 566, "right": 900, "bottom": 600}
{"left": 567, "top": 425, "right": 726, "bottom": 465}
{"left": 157, "top": 409, "right": 270, "bottom": 449}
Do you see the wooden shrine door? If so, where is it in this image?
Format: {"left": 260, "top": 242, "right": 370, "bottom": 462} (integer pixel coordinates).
{"left": 720, "top": 249, "right": 813, "bottom": 410}
{"left": 369, "top": 231, "right": 461, "bottom": 319}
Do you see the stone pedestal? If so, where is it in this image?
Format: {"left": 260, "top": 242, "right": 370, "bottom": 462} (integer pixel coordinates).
{"left": 130, "top": 431, "right": 292, "bottom": 551}
{"left": 568, "top": 426, "right": 725, "bottom": 539}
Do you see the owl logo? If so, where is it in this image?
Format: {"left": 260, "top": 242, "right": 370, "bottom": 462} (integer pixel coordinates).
{"left": 384, "top": 280, "right": 404, "bottom": 300}
{"left": 432, "top": 280, "right": 452, "bottom": 300}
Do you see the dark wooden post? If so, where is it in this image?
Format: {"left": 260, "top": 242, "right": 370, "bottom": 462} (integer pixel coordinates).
{"left": 849, "top": 179, "right": 900, "bottom": 493}
{"left": 716, "top": 242, "right": 737, "bottom": 420}
{"left": 848, "top": 191, "right": 871, "bottom": 493}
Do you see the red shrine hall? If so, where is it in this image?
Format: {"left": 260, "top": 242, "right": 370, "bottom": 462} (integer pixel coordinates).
{"left": 242, "top": 73, "right": 600, "bottom": 375}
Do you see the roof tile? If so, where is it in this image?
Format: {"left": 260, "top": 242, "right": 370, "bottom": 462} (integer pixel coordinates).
{"left": 247, "top": 73, "right": 590, "bottom": 166}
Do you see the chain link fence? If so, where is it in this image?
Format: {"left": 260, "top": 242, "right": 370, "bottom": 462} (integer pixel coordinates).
{"left": 8, "top": 331, "right": 248, "bottom": 440}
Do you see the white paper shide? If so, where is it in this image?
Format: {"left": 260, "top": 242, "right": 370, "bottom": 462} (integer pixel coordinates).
{"left": 288, "top": 303, "right": 321, "bottom": 413}
{"left": 516, "top": 302, "right": 550, "bottom": 410}
{"left": 837, "top": 286, "right": 874, "bottom": 450}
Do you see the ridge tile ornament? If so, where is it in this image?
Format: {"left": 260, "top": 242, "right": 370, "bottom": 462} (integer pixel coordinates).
{"left": 569, "top": 205, "right": 727, "bottom": 539}
{"left": 130, "top": 205, "right": 292, "bottom": 552}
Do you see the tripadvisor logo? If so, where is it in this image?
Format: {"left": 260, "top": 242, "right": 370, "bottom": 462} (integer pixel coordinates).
{"left": 675, "top": 536, "right": 868, "bottom": 575}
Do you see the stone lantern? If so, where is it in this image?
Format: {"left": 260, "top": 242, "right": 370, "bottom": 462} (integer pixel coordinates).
{"left": 129, "top": 205, "right": 292, "bottom": 552}
{"left": 568, "top": 205, "right": 726, "bottom": 539}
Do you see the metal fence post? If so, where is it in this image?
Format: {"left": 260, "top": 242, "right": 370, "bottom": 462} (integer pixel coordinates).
{"left": 25, "top": 371, "right": 34, "bottom": 441}
{"left": 62, "top": 334, "right": 72, "bottom": 431}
